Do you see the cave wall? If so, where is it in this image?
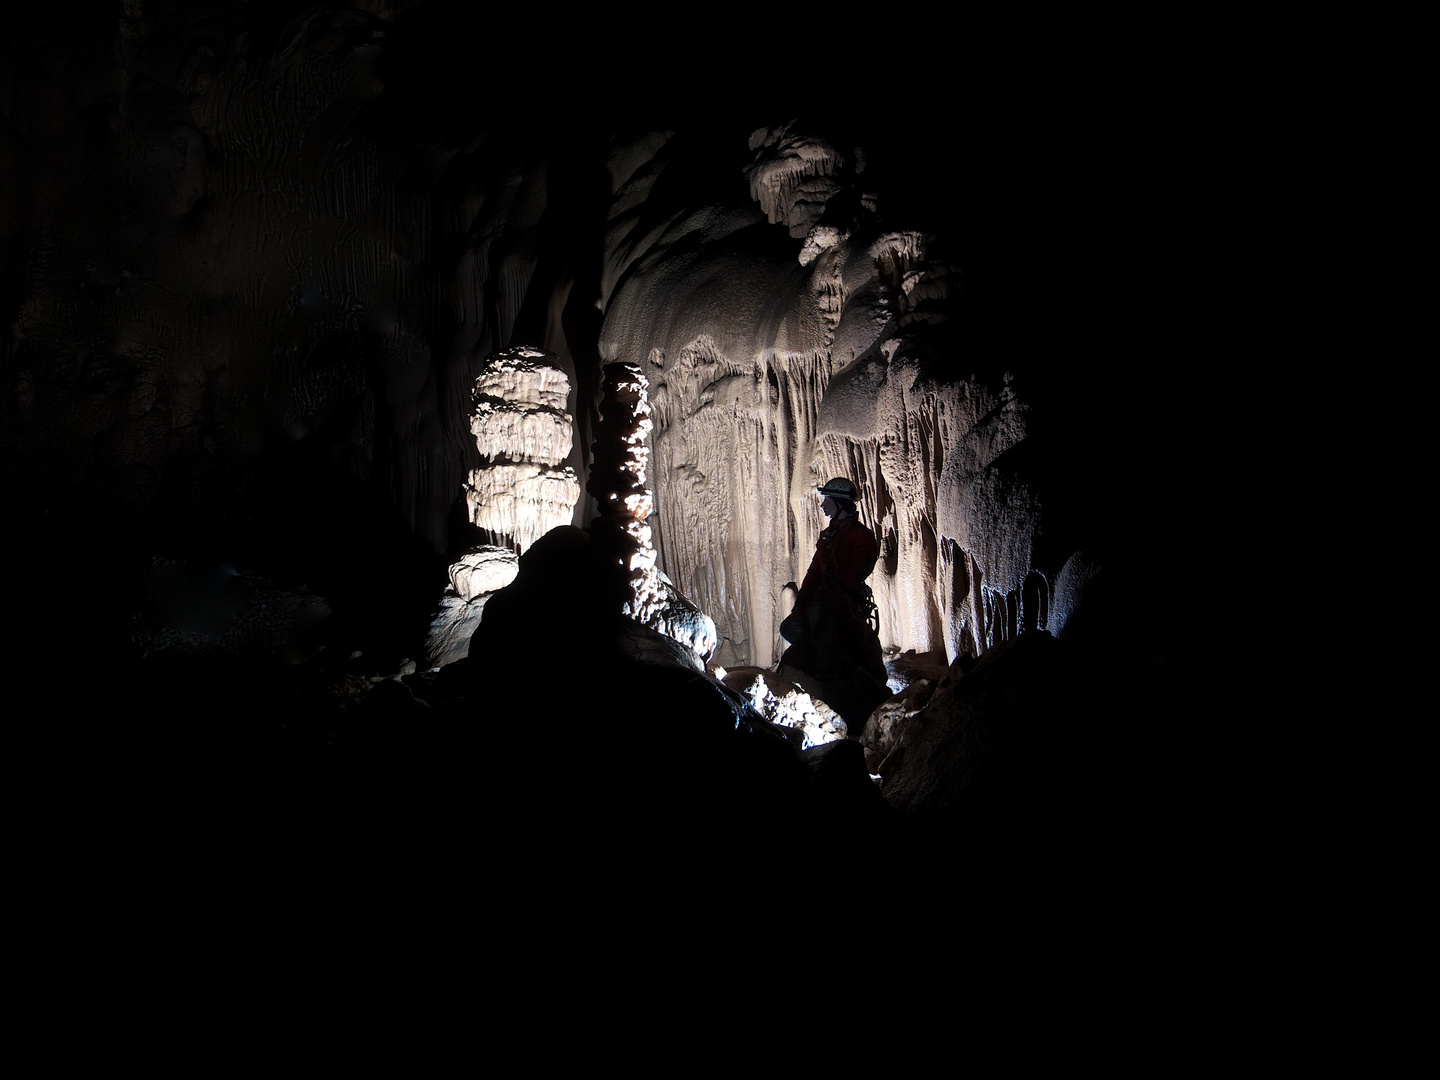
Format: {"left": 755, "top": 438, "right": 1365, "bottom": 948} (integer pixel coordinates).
{"left": 595, "top": 125, "right": 1088, "bottom": 667}
{"left": 1, "top": 4, "right": 601, "bottom": 569}
{"left": 3, "top": 3, "right": 1191, "bottom": 668}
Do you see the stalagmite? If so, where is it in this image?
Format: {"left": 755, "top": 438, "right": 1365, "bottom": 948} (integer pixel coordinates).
{"left": 426, "top": 348, "right": 580, "bottom": 668}
{"left": 588, "top": 361, "right": 717, "bottom": 662}
{"left": 465, "top": 347, "right": 580, "bottom": 552}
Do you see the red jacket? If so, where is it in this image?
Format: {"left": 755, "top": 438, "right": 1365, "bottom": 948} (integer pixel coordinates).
{"left": 800, "top": 515, "right": 878, "bottom": 600}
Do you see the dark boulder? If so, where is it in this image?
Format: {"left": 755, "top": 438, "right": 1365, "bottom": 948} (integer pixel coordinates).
{"left": 464, "top": 526, "right": 894, "bottom": 876}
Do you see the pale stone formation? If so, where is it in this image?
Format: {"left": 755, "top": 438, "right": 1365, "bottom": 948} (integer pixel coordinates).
{"left": 599, "top": 124, "right": 1073, "bottom": 670}
{"left": 465, "top": 347, "right": 579, "bottom": 552}
{"left": 448, "top": 546, "right": 521, "bottom": 603}
{"left": 427, "top": 348, "right": 577, "bottom": 668}
{"left": 747, "top": 123, "right": 850, "bottom": 239}
{"left": 423, "top": 591, "right": 485, "bottom": 671}
{"left": 587, "top": 361, "right": 718, "bottom": 662}
{"left": 812, "top": 347, "right": 1036, "bottom": 664}
{"left": 422, "top": 544, "right": 522, "bottom": 669}
{"left": 741, "top": 672, "right": 847, "bottom": 750}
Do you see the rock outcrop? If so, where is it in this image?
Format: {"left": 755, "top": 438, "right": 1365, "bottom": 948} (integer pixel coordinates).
{"left": 129, "top": 557, "right": 331, "bottom": 664}
{"left": 721, "top": 668, "right": 848, "bottom": 750}
{"left": 466, "top": 347, "right": 579, "bottom": 553}
{"left": 423, "top": 545, "right": 519, "bottom": 670}
{"left": 861, "top": 632, "right": 1081, "bottom": 835}
{"left": 426, "top": 347, "right": 577, "bottom": 668}
{"left": 586, "top": 361, "right": 717, "bottom": 662}
{"left": 465, "top": 524, "right": 891, "bottom": 855}
{"left": 600, "top": 124, "right": 1082, "bottom": 669}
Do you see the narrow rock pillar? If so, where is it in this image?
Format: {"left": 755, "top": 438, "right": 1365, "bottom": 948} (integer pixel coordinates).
{"left": 588, "top": 361, "right": 717, "bottom": 659}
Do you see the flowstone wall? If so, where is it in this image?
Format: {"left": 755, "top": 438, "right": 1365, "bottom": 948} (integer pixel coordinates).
{"left": 597, "top": 125, "right": 1084, "bottom": 668}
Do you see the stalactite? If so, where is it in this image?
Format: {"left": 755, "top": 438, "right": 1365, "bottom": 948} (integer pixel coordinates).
{"left": 745, "top": 124, "right": 847, "bottom": 238}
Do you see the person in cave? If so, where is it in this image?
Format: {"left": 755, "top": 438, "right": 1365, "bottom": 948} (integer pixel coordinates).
{"left": 777, "top": 477, "right": 890, "bottom": 727}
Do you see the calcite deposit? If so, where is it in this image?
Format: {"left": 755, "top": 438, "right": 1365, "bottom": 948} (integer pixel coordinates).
{"left": 587, "top": 361, "right": 717, "bottom": 661}
{"left": 423, "top": 544, "right": 520, "bottom": 670}
{"left": 600, "top": 125, "right": 1073, "bottom": 669}
{"left": 735, "top": 670, "right": 848, "bottom": 751}
{"left": 427, "top": 348, "right": 576, "bottom": 668}
{"left": 466, "top": 347, "right": 579, "bottom": 553}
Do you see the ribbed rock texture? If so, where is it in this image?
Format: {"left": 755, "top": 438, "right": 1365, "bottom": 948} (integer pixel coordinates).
{"left": 427, "top": 347, "right": 576, "bottom": 667}
{"left": 724, "top": 668, "right": 848, "bottom": 750}
{"left": 466, "top": 347, "right": 579, "bottom": 553}
{"left": 600, "top": 124, "right": 1078, "bottom": 668}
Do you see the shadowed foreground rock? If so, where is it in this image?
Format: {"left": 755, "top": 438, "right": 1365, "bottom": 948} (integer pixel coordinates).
{"left": 869, "top": 632, "right": 1068, "bottom": 813}
{"left": 464, "top": 526, "right": 892, "bottom": 874}
{"left": 857, "top": 605, "right": 1193, "bottom": 875}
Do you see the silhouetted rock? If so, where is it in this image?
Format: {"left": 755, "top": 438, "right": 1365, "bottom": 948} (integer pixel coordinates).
{"left": 873, "top": 632, "right": 1078, "bottom": 830}
{"left": 466, "top": 524, "right": 892, "bottom": 870}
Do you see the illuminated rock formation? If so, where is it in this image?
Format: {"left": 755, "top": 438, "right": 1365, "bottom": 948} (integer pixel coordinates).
{"left": 728, "top": 670, "right": 847, "bottom": 750}
{"left": 746, "top": 123, "right": 851, "bottom": 240}
{"left": 424, "top": 545, "right": 520, "bottom": 670}
{"left": 466, "top": 347, "right": 579, "bottom": 552}
{"left": 129, "top": 558, "right": 331, "bottom": 664}
{"left": 587, "top": 361, "right": 717, "bottom": 661}
{"left": 599, "top": 124, "right": 1072, "bottom": 670}
{"left": 427, "top": 348, "right": 577, "bottom": 668}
